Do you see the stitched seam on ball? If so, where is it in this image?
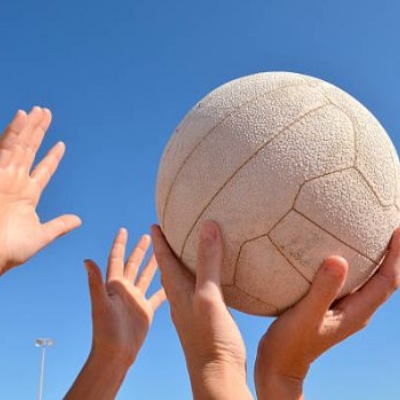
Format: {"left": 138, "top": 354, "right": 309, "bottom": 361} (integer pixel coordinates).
{"left": 233, "top": 209, "right": 293, "bottom": 284}
{"left": 292, "top": 208, "right": 378, "bottom": 264}
{"left": 355, "top": 167, "right": 395, "bottom": 208}
{"left": 232, "top": 226, "right": 312, "bottom": 296}
{"left": 179, "top": 104, "right": 330, "bottom": 258}
{"left": 222, "top": 283, "right": 279, "bottom": 312}
{"left": 313, "top": 85, "right": 359, "bottom": 168}
{"left": 161, "top": 80, "right": 313, "bottom": 228}
{"left": 294, "top": 168, "right": 396, "bottom": 264}
{"left": 266, "top": 239, "right": 312, "bottom": 284}
{"left": 234, "top": 168, "right": 375, "bottom": 288}
{"left": 292, "top": 166, "right": 355, "bottom": 207}
{"left": 315, "top": 85, "right": 395, "bottom": 208}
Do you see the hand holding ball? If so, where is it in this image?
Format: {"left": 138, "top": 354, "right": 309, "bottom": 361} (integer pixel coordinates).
{"left": 156, "top": 72, "right": 400, "bottom": 316}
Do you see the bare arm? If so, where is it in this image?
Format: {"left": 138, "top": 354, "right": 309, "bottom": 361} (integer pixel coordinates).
{"left": 152, "top": 221, "right": 253, "bottom": 400}
{"left": 65, "top": 229, "right": 165, "bottom": 400}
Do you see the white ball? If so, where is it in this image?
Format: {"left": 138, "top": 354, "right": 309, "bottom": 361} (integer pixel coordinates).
{"left": 156, "top": 72, "right": 400, "bottom": 316}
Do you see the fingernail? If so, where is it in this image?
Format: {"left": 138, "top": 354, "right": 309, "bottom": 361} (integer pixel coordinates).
{"left": 84, "top": 260, "right": 91, "bottom": 273}
{"left": 202, "top": 221, "right": 217, "bottom": 242}
{"left": 390, "top": 227, "right": 400, "bottom": 250}
{"left": 151, "top": 225, "right": 161, "bottom": 236}
{"left": 322, "top": 257, "right": 348, "bottom": 278}
{"left": 119, "top": 227, "right": 128, "bottom": 236}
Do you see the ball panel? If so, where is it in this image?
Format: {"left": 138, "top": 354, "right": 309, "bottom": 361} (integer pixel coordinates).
{"left": 156, "top": 72, "right": 310, "bottom": 222}
{"left": 222, "top": 284, "right": 279, "bottom": 316}
{"left": 295, "top": 168, "right": 399, "bottom": 262}
{"left": 265, "top": 104, "right": 355, "bottom": 183}
{"left": 236, "top": 235, "right": 310, "bottom": 312}
{"left": 315, "top": 79, "right": 399, "bottom": 207}
{"left": 161, "top": 85, "right": 329, "bottom": 257}
{"left": 355, "top": 110, "right": 398, "bottom": 207}
{"left": 269, "top": 210, "right": 378, "bottom": 297}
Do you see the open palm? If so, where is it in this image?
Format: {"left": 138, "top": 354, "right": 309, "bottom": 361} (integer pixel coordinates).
{"left": 0, "top": 107, "right": 81, "bottom": 274}
{"left": 84, "top": 228, "right": 166, "bottom": 367}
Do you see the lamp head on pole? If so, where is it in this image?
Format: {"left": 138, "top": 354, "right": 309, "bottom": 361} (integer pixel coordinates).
{"left": 35, "top": 338, "right": 54, "bottom": 348}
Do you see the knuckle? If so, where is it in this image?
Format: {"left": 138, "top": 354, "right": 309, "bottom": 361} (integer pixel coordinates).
{"left": 360, "top": 318, "right": 371, "bottom": 329}
{"left": 351, "top": 317, "right": 370, "bottom": 333}
{"left": 169, "top": 305, "right": 182, "bottom": 325}
{"left": 377, "top": 271, "right": 400, "bottom": 293}
{"left": 193, "top": 290, "right": 219, "bottom": 311}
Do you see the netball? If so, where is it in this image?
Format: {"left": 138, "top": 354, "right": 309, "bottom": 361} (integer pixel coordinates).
{"left": 156, "top": 72, "right": 400, "bottom": 316}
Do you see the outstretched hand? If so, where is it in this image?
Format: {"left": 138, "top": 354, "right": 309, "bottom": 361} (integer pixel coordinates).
{"left": 85, "top": 228, "right": 166, "bottom": 366}
{"left": 0, "top": 107, "right": 81, "bottom": 275}
{"left": 65, "top": 229, "right": 165, "bottom": 400}
{"left": 255, "top": 227, "right": 400, "bottom": 400}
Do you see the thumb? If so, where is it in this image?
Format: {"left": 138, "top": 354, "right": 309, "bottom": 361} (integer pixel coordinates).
{"left": 195, "top": 220, "right": 224, "bottom": 297}
{"left": 84, "top": 259, "right": 108, "bottom": 316}
{"left": 151, "top": 225, "right": 195, "bottom": 303}
{"left": 42, "top": 214, "right": 82, "bottom": 243}
{"left": 296, "top": 256, "right": 348, "bottom": 322}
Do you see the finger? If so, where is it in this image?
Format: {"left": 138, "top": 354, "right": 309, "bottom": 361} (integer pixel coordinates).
{"left": 0, "top": 110, "right": 28, "bottom": 167}
{"left": 41, "top": 214, "right": 82, "bottom": 246}
{"left": 8, "top": 107, "right": 43, "bottom": 167}
{"left": 195, "top": 220, "right": 224, "bottom": 297}
{"left": 149, "top": 288, "right": 167, "bottom": 310}
{"left": 84, "top": 260, "right": 108, "bottom": 316}
{"left": 136, "top": 254, "right": 158, "bottom": 294}
{"left": 31, "top": 141, "right": 65, "bottom": 190}
{"left": 1, "top": 110, "right": 28, "bottom": 145}
{"left": 23, "top": 108, "right": 52, "bottom": 170}
{"left": 29, "top": 108, "right": 52, "bottom": 152}
{"left": 18, "top": 106, "right": 44, "bottom": 145}
{"left": 124, "top": 234, "right": 151, "bottom": 282}
{"left": 106, "top": 228, "right": 128, "bottom": 281}
{"left": 295, "top": 256, "right": 348, "bottom": 322}
{"left": 151, "top": 225, "right": 194, "bottom": 302}
{"left": 337, "top": 227, "right": 400, "bottom": 323}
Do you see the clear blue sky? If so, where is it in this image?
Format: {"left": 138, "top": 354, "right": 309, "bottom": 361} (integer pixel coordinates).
{"left": 0, "top": 0, "right": 399, "bottom": 399}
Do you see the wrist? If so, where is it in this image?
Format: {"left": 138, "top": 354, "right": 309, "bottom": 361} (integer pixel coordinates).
{"left": 89, "top": 347, "right": 132, "bottom": 373}
{"left": 90, "top": 340, "right": 136, "bottom": 370}
{"left": 188, "top": 360, "right": 253, "bottom": 400}
{"left": 64, "top": 350, "right": 130, "bottom": 400}
{"left": 255, "top": 369, "right": 305, "bottom": 400}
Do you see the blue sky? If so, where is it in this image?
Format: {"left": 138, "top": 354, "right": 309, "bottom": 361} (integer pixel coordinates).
{"left": 0, "top": 0, "right": 399, "bottom": 399}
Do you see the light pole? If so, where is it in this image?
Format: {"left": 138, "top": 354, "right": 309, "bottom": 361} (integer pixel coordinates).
{"left": 35, "top": 338, "right": 54, "bottom": 400}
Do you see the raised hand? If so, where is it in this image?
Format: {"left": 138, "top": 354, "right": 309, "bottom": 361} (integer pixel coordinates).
{"left": 152, "top": 221, "right": 253, "bottom": 400}
{"left": 254, "top": 227, "right": 400, "bottom": 400}
{"left": 65, "top": 228, "right": 165, "bottom": 400}
{"left": 0, "top": 107, "right": 81, "bottom": 275}
{"left": 85, "top": 228, "right": 166, "bottom": 365}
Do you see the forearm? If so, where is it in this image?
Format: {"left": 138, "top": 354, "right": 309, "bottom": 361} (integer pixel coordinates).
{"left": 255, "top": 372, "right": 304, "bottom": 400}
{"left": 64, "top": 350, "right": 130, "bottom": 400}
{"left": 188, "top": 362, "right": 254, "bottom": 400}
